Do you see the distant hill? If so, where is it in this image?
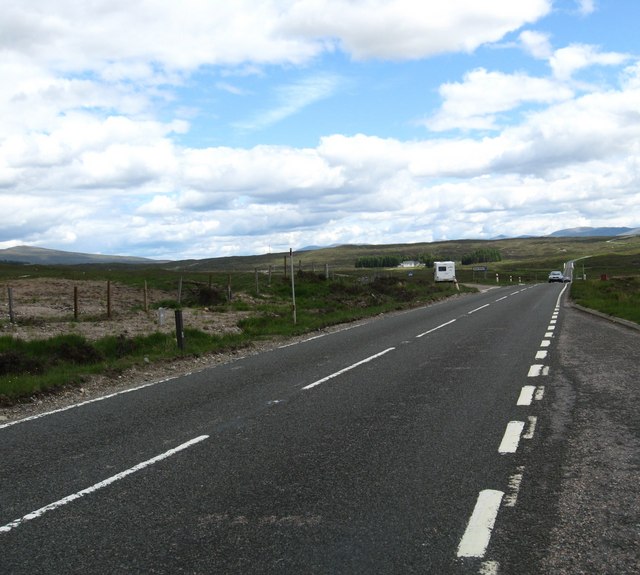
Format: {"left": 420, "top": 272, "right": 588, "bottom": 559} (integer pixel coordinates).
{"left": 548, "top": 226, "right": 636, "bottom": 238}
{"left": 0, "top": 246, "right": 167, "bottom": 266}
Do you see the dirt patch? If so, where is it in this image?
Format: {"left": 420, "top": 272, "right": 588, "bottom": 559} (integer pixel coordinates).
{"left": 0, "top": 277, "right": 249, "bottom": 341}
{"left": 0, "top": 277, "right": 262, "bottom": 421}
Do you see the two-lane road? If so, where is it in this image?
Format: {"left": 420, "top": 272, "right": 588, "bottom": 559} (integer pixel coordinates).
{"left": 1, "top": 283, "right": 570, "bottom": 573}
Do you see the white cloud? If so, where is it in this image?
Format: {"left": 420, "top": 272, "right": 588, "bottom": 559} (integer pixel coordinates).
{"left": 576, "top": 0, "right": 596, "bottom": 16}
{"left": 425, "top": 68, "right": 573, "bottom": 131}
{"left": 519, "top": 30, "right": 553, "bottom": 59}
{"left": 233, "top": 74, "right": 343, "bottom": 132}
{"left": 550, "top": 44, "right": 631, "bottom": 81}
{"left": 281, "top": 0, "right": 552, "bottom": 60}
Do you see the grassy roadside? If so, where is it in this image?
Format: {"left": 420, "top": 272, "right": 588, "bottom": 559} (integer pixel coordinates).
{"left": 0, "top": 270, "right": 468, "bottom": 403}
{"left": 568, "top": 253, "right": 640, "bottom": 325}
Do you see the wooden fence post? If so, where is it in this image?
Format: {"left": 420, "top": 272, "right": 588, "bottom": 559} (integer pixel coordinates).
{"left": 7, "top": 287, "right": 15, "bottom": 323}
{"left": 143, "top": 280, "right": 149, "bottom": 313}
{"left": 107, "top": 280, "right": 112, "bottom": 319}
{"left": 177, "top": 276, "right": 183, "bottom": 305}
{"left": 74, "top": 286, "right": 79, "bottom": 320}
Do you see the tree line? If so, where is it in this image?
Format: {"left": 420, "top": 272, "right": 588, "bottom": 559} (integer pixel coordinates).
{"left": 355, "top": 248, "right": 501, "bottom": 268}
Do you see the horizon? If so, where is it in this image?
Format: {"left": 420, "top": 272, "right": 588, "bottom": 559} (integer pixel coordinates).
{"left": 2, "top": 225, "right": 638, "bottom": 262}
{"left": 2, "top": 1, "right": 640, "bottom": 260}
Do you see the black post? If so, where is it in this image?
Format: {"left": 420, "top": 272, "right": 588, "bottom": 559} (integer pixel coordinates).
{"left": 175, "top": 309, "right": 185, "bottom": 350}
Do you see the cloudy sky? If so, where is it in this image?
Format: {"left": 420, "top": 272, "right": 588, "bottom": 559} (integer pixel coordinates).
{"left": 2, "top": 1, "right": 639, "bottom": 260}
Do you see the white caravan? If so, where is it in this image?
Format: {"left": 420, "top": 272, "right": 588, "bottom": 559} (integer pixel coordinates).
{"left": 434, "top": 261, "right": 456, "bottom": 282}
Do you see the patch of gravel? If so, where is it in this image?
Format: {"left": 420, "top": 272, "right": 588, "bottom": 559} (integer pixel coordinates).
{"left": 539, "top": 306, "right": 640, "bottom": 574}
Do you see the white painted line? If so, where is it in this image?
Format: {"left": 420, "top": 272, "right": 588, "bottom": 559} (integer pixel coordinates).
{"left": 535, "top": 386, "right": 545, "bottom": 401}
{"left": 416, "top": 318, "right": 456, "bottom": 338}
{"left": 535, "top": 350, "right": 547, "bottom": 360}
{"left": 278, "top": 333, "right": 326, "bottom": 348}
{"left": 457, "top": 489, "right": 504, "bottom": 558}
{"left": 0, "top": 435, "right": 209, "bottom": 534}
{"left": 495, "top": 296, "right": 508, "bottom": 302}
{"left": 302, "top": 348, "right": 395, "bottom": 390}
{"left": 498, "top": 421, "right": 525, "bottom": 454}
{"left": 468, "top": 304, "right": 490, "bottom": 315}
{"left": 547, "top": 324, "right": 555, "bottom": 331}
{"left": 504, "top": 466, "right": 525, "bottom": 508}
{"left": 540, "top": 340, "right": 551, "bottom": 348}
{"left": 544, "top": 332, "right": 553, "bottom": 338}
{"left": 517, "top": 385, "right": 536, "bottom": 406}
{"left": 523, "top": 416, "right": 538, "bottom": 440}
{"left": 480, "top": 560, "right": 501, "bottom": 575}
{"left": 542, "top": 366, "right": 550, "bottom": 376}
{"left": 0, "top": 376, "right": 178, "bottom": 430}
{"left": 527, "top": 364, "right": 544, "bottom": 377}
{"left": 550, "top": 319, "right": 557, "bottom": 324}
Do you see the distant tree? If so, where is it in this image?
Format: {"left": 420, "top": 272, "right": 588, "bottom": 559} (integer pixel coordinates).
{"left": 355, "top": 255, "right": 403, "bottom": 268}
{"left": 461, "top": 248, "right": 502, "bottom": 265}
{"left": 419, "top": 253, "right": 436, "bottom": 268}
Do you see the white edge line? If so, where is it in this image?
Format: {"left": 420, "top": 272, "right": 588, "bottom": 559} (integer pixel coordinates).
{"left": 0, "top": 376, "right": 178, "bottom": 430}
{"left": 0, "top": 435, "right": 209, "bottom": 534}
{"left": 302, "top": 347, "right": 395, "bottom": 391}
{"left": 523, "top": 416, "right": 538, "bottom": 440}
{"left": 457, "top": 489, "right": 504, "bottom": 558}
{"left": 416, "top": 318, "right": 456, "bottom": 338}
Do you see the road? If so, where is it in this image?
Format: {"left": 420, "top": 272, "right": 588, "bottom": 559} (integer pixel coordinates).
{"left": 1, "top": 282, "right": 637, "bottom": 573}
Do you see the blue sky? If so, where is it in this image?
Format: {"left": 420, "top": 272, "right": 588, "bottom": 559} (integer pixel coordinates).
{"left": 1, "top": 1, "right": 639, "bottom": 259}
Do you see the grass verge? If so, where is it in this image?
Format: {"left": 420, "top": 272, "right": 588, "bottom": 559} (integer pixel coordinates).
{"left": 570, "top": 276, "right": 640, "bottom": 324}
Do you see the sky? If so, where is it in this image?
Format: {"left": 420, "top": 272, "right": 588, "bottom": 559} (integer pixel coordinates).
{"left": 2, "top": 0, "right": 639, "bottom": 260}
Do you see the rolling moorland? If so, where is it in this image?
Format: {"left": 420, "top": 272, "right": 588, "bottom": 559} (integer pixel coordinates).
{"left": 1, "top": 234, "right": 638, "bottom": 404}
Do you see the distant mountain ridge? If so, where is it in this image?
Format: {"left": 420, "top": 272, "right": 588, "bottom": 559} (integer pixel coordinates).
{"left": 0, "top": 245, "right": 167, "bottom": 265}
{"left": 548, "top": 226, "right": 637, "bottom": 237}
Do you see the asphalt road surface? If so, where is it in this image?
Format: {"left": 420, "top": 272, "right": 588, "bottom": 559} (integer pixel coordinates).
{"left": 1, "top": 282, "right": 637, "bottom": 574}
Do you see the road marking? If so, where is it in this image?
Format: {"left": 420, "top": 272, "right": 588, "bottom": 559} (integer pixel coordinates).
{"left": 547, "top": 324, "right": 555, "bottom": 331}
{"left": 468, "top": 304, "right": 490, "bottom": 315}
{"left": 517, "top": 385, "right": 536, "bottom": 406}
{"left": 544, "top": 332, "right": 554, "bottom": 338}
{"left": 495, "top": 296, "right": 508, "bottom": 302}
{"left": 535, "top": 386, "right": 545, "bottom": 401}
{"left": 527, "top": 364, "right": 546, "bottom": 377}
{"left": 480, "top": 560, "right": 501, "bottom": 574}
{"left": 498, "top": 421, "right": 525, "bottom": 454}
{"left": 535, "top": 350, "right": 547, "bottom": 359}
{"left": 416, "top": 318, "right": 456, "bottom": 338}
{"left": 0, "top": 377, "right": 178, "bottom": 430}
{"left": 504, "top": 466, "right": 525, "bottom": 507}
{"left": 457, "top": 489, "right": 504, "bottom": 558}
{"left": 302, "top": 348, "right": 395, "bottom": 390}
{"left": 0, "top": 435, "right": 209, "bottom": 534}
{"left": 540, "top": 340, "right": 551, "bottom": 348}
{"left": 531, "top": 365, "right": 550, "bottom": 376}
{"left": 523, "top": 416, "right": 538, "bottom": 440}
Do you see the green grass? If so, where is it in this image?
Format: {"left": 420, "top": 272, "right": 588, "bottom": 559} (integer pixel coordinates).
{"left": 570, "top": 276, "right": 640, "bottom": 324}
